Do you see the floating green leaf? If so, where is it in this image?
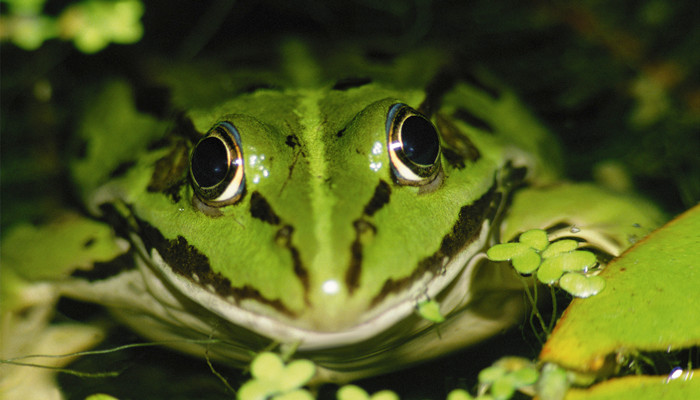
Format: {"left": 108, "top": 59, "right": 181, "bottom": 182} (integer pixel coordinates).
{"left": 512, "top": 250, "right": 542, "bottom": 274}
{"left": 541, "top": 240, "right": 578, "bottom": 258}
{"left": 486, "top": 242, "right": 531, "bottom": 261}
{"left": 559, "top": 273, "right": 605, "bottom": 298}
{"left": 417, "top": 300, "right": 445, "bottom": 323}
{"left": 519, "top": 229, "right": 549, "bottom": 251}
{"left": 537, "top": 258, "right": 564, "bottom": 284}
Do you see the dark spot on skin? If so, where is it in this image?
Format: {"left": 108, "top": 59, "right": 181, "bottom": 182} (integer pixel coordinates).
{"left": 452, "top": 107, "right": 495, "bottom": 133}
{"left": 346, "top": 219, "right": 377, "bottom": 294}
{"left": 371, "top": 185, "right": 498, "bottom": 306}
{"left": 250, "top": 192, "right": 281, "bottom": 225}
{"left": 332, "top": 77, "right": 373, "bottom": 91}
{"left": 98, "top": 204, "right": 132, "bottom": 239}
{"left": 147, "top": 139, "right": 189, "bottom": 203}
{"left": 171, "top": 112, "right": 203, "bottom": 143}
{"left": 147, "top": 137, "right": 172, "bottom": 151}
{"left": 461, "top": 71, "right": 501, "bottom": 99}
{"left": 290, "top": 247, "right": 310, "bottom": 300}
{"left": 285, "top": 135, "right": 300, "bottom": 149}
{"left": 441, "top": 148, "right": 465, "bottom": 169}
{"left": 70, "top": 252, "right": 136, "bottom": 282}
{"left": 109, "top": 160, "right": 137, "bottom": 178}
{"left": 419, "top": 69, "right": 457, "bottom": 117}
{"left": 133, "top": 214, "right": 294, "bottom": 316}
{"left": 83, "top": 237, "right": 96, "bottom": 248}
{"left": 363, "top": 180, "right": 391, "bottom": 217}
{"left": 336, "top": 128, "right": 346, "bottom": 138}
{"left": 436, "top": 114, "right": 480, "bottom": 168}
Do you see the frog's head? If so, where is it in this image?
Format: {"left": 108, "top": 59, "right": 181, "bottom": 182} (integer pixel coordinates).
{"left": 123, "top": 80, "right": 521, "bottom": 344}
{"left": 79, "top": 60, "right": 550, "bottom": 351}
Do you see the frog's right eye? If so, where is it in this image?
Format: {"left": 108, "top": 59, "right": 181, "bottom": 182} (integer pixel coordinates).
{"left": 189, "top": 121, "right": 245, "bottom": 206}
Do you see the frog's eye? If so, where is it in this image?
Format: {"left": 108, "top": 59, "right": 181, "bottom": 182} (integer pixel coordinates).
{"left": 189, "top": 121, "right": 245, "bottom": 206}
{"left": 386, "top": 103, "right": 441, "bottom": 185}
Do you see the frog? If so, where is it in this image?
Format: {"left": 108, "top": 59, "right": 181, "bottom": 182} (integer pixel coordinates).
{"left": 0, "top": 40, "right": 666, "bottom": 394}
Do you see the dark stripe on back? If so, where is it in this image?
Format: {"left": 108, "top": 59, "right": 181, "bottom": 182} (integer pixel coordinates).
{"left": 452, "top": 107, "right": 495, "bottom": 133}
{"left": 370, "top": 184, "right": 499, "bottom": 306}
{"left": 461, "top": 71, "right": 501, "bottom": 99}
{"left": 419, "top": 69, "right": 458, "bottom": 117}
{"left": 436, "top": 114, "right": 481, "bottom": 170}
{"left": 147, "top": 139, "right": 189, "bottom": 202}
{"left": 110, "top": 161, "right": 137, "bottom": 178}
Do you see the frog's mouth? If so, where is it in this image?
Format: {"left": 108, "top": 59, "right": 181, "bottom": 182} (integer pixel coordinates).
{"left": 122, "top": 177, "right": 521, "bottom": 346}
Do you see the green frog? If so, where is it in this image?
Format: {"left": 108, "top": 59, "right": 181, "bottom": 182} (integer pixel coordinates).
{"left": 1, "top": 41, "right": 665, "bottom": 391}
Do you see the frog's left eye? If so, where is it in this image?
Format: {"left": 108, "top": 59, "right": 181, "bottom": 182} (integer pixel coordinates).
{"left": 189, "top": 121, "right": 245, "bottom": 206}
{"left": 386, "top": 103, "right": 441, "bottom": 185}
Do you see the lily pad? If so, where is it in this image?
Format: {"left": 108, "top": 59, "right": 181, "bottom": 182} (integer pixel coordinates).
{"left": 540, "top": 204, "right": 700, "bottom": 375}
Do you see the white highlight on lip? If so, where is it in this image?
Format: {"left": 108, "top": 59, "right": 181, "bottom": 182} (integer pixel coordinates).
{"left": 321, "top": 279, "right": 340, "bottom": 295}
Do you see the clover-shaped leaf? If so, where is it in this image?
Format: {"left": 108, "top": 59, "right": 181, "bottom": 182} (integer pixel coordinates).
{"left": 486, "top": 239, "right": 542, "bottom": 274}
{"left": 487, "top": 228, "right": 605, "bottom": 298}
{"left": 476, "top": 357, "right": 540, "bottom": 400}
{"left": 238, "top": 352, "right": 315, "bottom": 400}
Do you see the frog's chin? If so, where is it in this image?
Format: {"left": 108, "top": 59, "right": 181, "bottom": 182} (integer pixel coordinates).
{"left": 130, "top": 219, "right": 517, "bottom": 351}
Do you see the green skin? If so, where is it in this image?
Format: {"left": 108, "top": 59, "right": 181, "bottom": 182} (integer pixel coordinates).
{"left": 4, "top": 41, "right": 666, "bottom": 383}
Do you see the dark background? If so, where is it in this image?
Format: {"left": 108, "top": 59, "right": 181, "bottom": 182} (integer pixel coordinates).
{"left": 2, "top": 1, "right": 699, "bottom": 398}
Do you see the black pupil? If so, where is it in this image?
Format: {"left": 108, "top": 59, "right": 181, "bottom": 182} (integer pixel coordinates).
{"left": 191, "top": 137, "right": 229, "bottom": 187}
{"left": 401, "top": 116, "right": 439, "bottom": 165}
